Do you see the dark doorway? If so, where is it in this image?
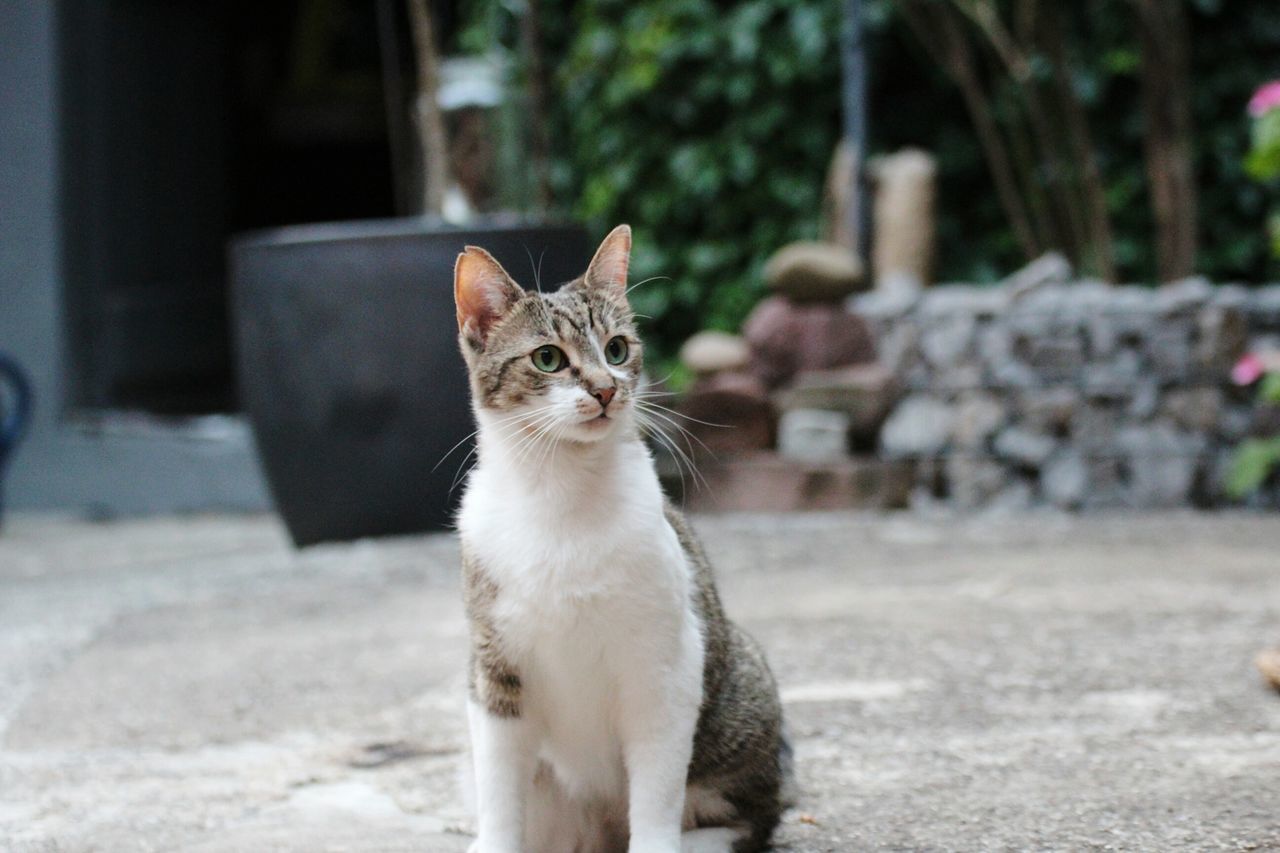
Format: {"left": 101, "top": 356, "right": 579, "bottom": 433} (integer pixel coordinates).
{"left": 58, "top": 0, "right": 401, "bottom": 415}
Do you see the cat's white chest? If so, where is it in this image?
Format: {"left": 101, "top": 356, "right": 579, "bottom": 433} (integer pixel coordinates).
{"left": 516, "top": 583, "right": 675, "bottom": 801}
{"left": 458, "top": 440, "right": 687, "bottom": 613}
{"left": 458, "top": 441, "right": 700, "bottom": 801}
{"left": 504, "top": 542, "right": 693, "bottom": 803}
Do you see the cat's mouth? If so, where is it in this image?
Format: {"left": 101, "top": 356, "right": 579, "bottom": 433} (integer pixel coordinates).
{"left": 575, "top": 398, "right": 626, "bottom": 433}
{"left": 577, "top": 408, "right": 621, "bottom": 431}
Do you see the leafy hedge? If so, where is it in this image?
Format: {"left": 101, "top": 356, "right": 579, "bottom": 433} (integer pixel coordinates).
{"left": 528, "top": 0, "right": 1280, "bottom": 359}
{"left": 544, "top": 0, "right": 843, "bottom": 361}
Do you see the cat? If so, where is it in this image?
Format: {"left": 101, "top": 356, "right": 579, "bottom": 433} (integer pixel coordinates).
{"left": 453, "top": 225, "right": 790, "bottom": 853}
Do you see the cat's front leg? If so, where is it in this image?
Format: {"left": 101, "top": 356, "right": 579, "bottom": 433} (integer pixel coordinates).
{"left": 619, "top": 621, "right": 704, "bottom": 853}
{"left": 468, "top": 698, "right": 535, "bottom": 852}
{"left": 463, "top": 552, "right": 535, "bottom": 851}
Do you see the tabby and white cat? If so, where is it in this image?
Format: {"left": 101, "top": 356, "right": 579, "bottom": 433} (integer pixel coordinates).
{"left": 454, "top": 225, "right": 789, "bottom": 853}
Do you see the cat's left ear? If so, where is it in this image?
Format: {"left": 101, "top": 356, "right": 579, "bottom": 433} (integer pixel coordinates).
{"left": 583, "top": 224, "right": 631, "bottom": 297}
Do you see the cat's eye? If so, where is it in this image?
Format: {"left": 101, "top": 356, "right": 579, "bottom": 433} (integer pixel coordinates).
{"left": 605, "top": 336, "right": 629, "bottom": 365}
{"left": 531, "top": 345, "right": 567, "bottom": 372}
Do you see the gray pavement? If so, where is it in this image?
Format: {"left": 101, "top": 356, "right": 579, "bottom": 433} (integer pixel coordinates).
{"left": 1, "top": 511, "right": 1278, "bottom": 851}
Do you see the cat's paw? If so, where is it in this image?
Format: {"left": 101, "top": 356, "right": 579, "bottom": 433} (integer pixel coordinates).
{"left": 680, "top": 827, "right": 744, "bottom": 853}
{"left": 466, "top": 841, "right": 507, "bottom": 853}
{"left": 628, "top": 839, "right": 682, "bottom": 853}
{"left": 467, "top": 829, "right": 522, "bottom": 853}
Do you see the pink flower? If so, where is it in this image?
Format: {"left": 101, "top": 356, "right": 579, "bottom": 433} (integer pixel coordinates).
{"left": 1248, "top": 81, "right": 1280, "bottom": 118}
{"left": 1232, "top": 353, "right": 1265, "bottom": 385}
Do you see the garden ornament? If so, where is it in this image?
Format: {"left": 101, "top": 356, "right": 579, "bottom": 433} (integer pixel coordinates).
{"left": 0, "top": 351, "right": 33, "bottom": 527}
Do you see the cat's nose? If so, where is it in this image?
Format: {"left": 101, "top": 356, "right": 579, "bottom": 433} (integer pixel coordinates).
{"left": 591, "top": 386, "right": 616, "bottom": 409}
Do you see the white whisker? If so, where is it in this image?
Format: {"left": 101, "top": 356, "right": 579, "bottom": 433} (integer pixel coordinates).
{"left": 636, "top": 402, "right": 718, "bottom": 459}
{"left": 636, "top": 398, "right": 729, "bottom": 430}
{"left": 450, "top": 409, "right": 556, "bottom": 494}
{"left": 435, "top": 404, "right": 559, "bottom": 473}
{"left": 433, "top": 427, "right": 480, "bottom": 472}
{"left": 507, "top": 410, "right": 563, "bottom": 471}
{"left": 625, "top": 275, "right": 671, "bottom": 296}
{"left": 638, "top": 411, "right": 686, "bottom": 496}
{"left": 637, "top": 409, "right": 708, "bottom": 494}
{"left": 449, "top": 446, "right": 478, "bottom": 495}
{"left": 524, "top": 244, "right": 544, "bottom": 294}
{"left": 511, "top": 407, "right": 566, "bottom": 471}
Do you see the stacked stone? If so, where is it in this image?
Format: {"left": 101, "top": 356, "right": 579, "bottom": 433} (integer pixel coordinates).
{"left": 853, "top": 254, "right": 1280, "bottom": 510}
{"left": 676, "top": 330, "right": 773, "bottom": 456}
{"left": 672, "top": 241, "right": 911, "bottom": 511}
{"left": 744, "top": 242, "right": 900, "bottom": 462}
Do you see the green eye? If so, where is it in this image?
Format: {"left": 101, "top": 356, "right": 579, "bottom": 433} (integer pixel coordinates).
{"left": 531, "top": 345, "right": 567, "bottom": 372}
{"left": 605, "top": 336, "right": 629, "bottom": 365}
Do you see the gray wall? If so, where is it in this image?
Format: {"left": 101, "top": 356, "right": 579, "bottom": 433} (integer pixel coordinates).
{"left": 1, "top": 1, "right": 269, "bottom": 515}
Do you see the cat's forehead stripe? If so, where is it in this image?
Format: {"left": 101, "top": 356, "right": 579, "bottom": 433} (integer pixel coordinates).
{"left": 485, "top": 353, "right": 524, "bottom": 400}
{"left": 550, "top": 306, "right": 589, "bottom": 342}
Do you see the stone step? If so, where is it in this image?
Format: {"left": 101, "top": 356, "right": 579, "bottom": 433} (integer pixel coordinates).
{"left": 659, "top": 451, "right": 913, "bottom": 513}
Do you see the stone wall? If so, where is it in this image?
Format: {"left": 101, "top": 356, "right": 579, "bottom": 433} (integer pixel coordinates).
{"left": 852, "top": 265, "right": 1280, "bottom": 510}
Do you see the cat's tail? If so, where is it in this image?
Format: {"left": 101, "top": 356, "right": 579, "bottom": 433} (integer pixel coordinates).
{"left": 777, "top": 721, "right": 799, "bottom": 810}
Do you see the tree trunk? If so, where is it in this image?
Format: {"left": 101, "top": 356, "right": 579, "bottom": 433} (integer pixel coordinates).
{"left": 957, "top": 0, "right": 1087, "bottom": 268}
{"left": 1042, "top": 4, "right": 1116, "bottom": 281}
{"left": 407, "top": 0, "right": 450, "bottom": 216}
{"left": 899, "top": 0, "right": 1040, "bottom": 261}
{"left": 518, "top": 0, "right": 553, "bottom": 212}
{"left": 1133, "top": 0, "right": 1197, "bottom": 281}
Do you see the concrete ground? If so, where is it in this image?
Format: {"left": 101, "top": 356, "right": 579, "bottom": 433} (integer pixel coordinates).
{"left": 1, "top": 511, "right": 1278, "bottom": 852}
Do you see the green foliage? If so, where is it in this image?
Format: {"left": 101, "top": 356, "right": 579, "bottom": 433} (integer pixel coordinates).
{"left": 462, "top": 0, "right": 1280, "bottom": 355}
{"left": 1226, "top": 435, "right": 1280, "bottom": 499}
{"left": 1261, "top": 371, "right": 1280, "bottom": 405}
{"left": 1246, "top": 109, "right": 1280, "bottom": 181}
{"left": 1225, "top": 371, "right": 1280, "bottom": 499}
{"left": 1226, "top": 98, "right": 1280, "bottom": 498}
{"left": 873, "top": 0, "right": 1280, "bottom": 285}
{"left": 1246, "top": 98, "right": 1280, "bottom": 263}
{"left": 545, "top": 0, "right": 843, "bottom": 359}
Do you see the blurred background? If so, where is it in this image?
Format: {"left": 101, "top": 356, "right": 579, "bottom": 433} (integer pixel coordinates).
{"left": 3, "top": 7, "right": 1280, "bottom": 845}
{"left": 2, "top": 0, "right": 1279, "bottom": 534}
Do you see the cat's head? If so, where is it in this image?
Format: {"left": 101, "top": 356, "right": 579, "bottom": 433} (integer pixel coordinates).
{"left": 453, "top": 225, "right": 643, "bottom": 445}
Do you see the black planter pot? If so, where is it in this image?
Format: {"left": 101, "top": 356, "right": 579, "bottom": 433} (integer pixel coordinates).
{"left": 230, "top": 218, "right": 591, "bottom": 546}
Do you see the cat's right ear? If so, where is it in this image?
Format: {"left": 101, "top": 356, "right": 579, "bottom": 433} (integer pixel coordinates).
{"left": 454, "top": 247, "right": 524, "bottom": 348}
{"left": 583, "top": 224, "right": 631, "bottom": 297}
